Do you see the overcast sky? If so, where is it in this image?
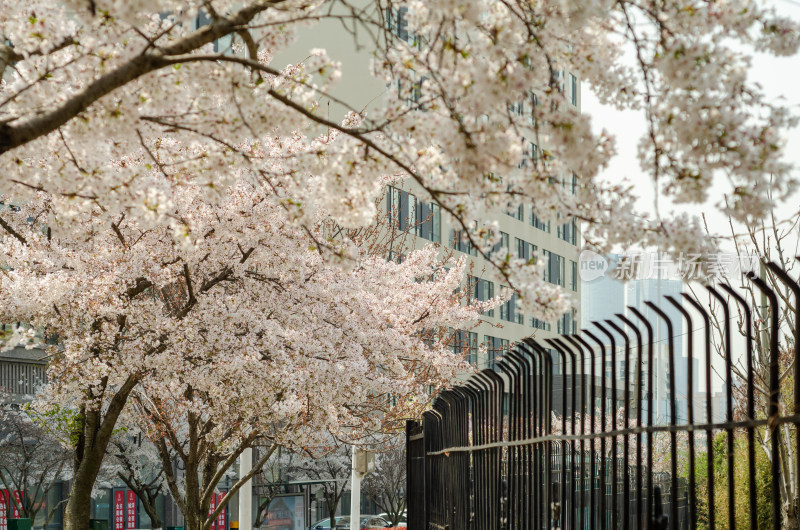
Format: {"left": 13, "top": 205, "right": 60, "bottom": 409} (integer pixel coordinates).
{"left": 583, "top": 0, "right": 800, "bottom": 250}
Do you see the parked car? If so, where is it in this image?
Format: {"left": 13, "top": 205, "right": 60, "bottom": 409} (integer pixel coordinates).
{"left": 310, "top": 514, "right": 390, "bottom": 530}
{"left": 351, "top": 516, "right": 391, "bottom": 529}
{"left": 377, "top": 512, "right": 407, "bottom": 527}
{"left": 308, "top": 516, "right": 349, "bottom": 530}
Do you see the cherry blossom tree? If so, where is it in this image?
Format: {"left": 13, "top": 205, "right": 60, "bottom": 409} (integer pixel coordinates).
{"left": 0, "top": 164, "right": 488, "bottom": 530}
{"left": 0, "top": 399, "right": 72, "bottom": 528}
{"left": 1, "top": 0, "right": 798, "bottom": 319}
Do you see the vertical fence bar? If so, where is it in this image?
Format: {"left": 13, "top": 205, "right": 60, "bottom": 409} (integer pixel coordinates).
{"left": 575, "top": 335, "right": 599, "bottom": 530}
{"left": 594, "top": 322, "right": 619, "bottom": 530}
{"left": 748, "top": 273, "right": 783, "bottom": 530}
{"left": 628, "top": 307, "right": 655, "bottom": 528}
{"left": 565, "top": 334, "right": 589, "bottom": 530}
{"left": 519, "top": 341, "right": 542, "bottom": 530}
{"left": 682, "top": 293, "right": 716, "bottom": 530}
{"left": 718, "top": 284, "right": 757, "bottom": 530}
{"left": 432, "top": 393, "right": 451, "bottom": 529}
{"left": 489, "top": 370, "right": 506, "bottom": 530}
{"left": 422, "top": 409, "right": 440, "bottom": 527}
{"left": 462, "top": 384, "right": 480, "bottom": 529}
{"left": 617, "top": 314, "right": 644, "bottom": 529}
{"left": 508, "top": 349, "right": 534, "bottom": 530}
{"left": 497, "top": 358, "right": 518, "bottom": 530}
{"left": 520, "top": 345, "right": 537, "bottom": 530}
{"left": 767, "top": 261, "right": 800, "bottom": 528}
{"left": 545, "top": 340, "right": 569, "bottom": 529}
{"left": 644, "top": 301, "right": 679, "bottom": 530}
{"left": 707, "top": 286, "right": 737, "bottom": 530}
{"left": 529, "top": 339, "right": 555, "bottom": 530}
{"left": 551, "top": 337, "right": 578, "bottom": 530}
{"left": 665, "top": 296, "right": 697, "bottom": 529}
{"left": 584, "top": 330, "right": 608, "bottom": 529}
{"left": 470, "top": 374, "right": 493, "bottom": 529}
{"left": 465, "top": 380, "right": 483, "bottom": 530}
{"left": 468, "top": 374, "right": 488, "bottom": 529}
{"left": 525, "top": 343, "right": 542, "bottom": 530}
{"left": 605, "top": 319, "right": 632, "bottom": 530}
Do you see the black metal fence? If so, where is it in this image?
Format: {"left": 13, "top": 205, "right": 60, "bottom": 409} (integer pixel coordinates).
{"left": 406, "top": 262, "right": 800, "bottom": 529}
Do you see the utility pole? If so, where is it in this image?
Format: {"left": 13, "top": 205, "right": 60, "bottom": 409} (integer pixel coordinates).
{"left": 350, "top": 449, "right": 374, "bottom": 530}
{"left": 239, "top": 448, "right": 253, "bottom": 530}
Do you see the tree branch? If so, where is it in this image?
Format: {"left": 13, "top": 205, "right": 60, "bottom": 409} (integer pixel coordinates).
{"left": 0, "top": 214, "right": 27, "bottom": 245}
{"left": 0, "top": 1, "right": 287, "bottom": 154}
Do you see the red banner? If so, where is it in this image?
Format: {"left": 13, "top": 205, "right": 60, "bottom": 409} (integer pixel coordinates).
{"left": 208, "top": 494, "right": 216, "bottom": 530}
{"left": 126, "top": 490, "right": 136, "bottom": 529}
{"left": 216, "top": 493, "right": 225, "bottom": 530}
{"left": 114, "top": 490, "right": 125, "bottom": 530}
{"left": 0, "top": 490, "right": 8, "bottom": 530}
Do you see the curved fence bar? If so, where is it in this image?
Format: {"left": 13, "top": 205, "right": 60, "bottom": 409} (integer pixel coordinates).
{"left": 406, "top": 262, "right": 800, "bottom": 529}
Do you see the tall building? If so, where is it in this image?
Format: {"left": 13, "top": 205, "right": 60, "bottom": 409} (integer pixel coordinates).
{"left": 581, "top": 254, "right": 698, "bottom": 424}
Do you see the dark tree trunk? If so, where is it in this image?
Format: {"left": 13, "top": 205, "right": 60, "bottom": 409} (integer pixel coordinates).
{"left": 142, "top": 494, "right": 163, "bottom": 530}
{"left": 64, "top": 461, "right": 100, "bottom": 530}
{"left": 63, "top": 376, "right": 139, "bottom": 530}
{"left": 123, "top": 482, "right": 162, "bottom": 530}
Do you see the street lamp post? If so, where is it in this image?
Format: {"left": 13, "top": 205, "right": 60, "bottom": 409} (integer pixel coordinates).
{"left": 349, "top": 449, "right": 374, "bottom": 530}
{"left": 239, "top": 448, "right": 253, "bottom": 530}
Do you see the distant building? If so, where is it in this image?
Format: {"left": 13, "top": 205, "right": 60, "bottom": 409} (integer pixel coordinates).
{"left": 691, "top": 391, "right": 728, "bottom": 424}
{"left": 0, "top": 345, "right": 47, "bottom": 401}
{"left": 581, "top": 255, "right": 698, "bottom": 424}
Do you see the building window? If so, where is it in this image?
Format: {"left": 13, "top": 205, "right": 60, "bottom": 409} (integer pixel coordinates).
{"left": 451, "top": 229, "right": 477, "bottom": 256}
{"left": 506, "top": 203, "right": 524, "bottom": 222}
{"left": 492, "top": 231, "right": 510, "bottom": 255}
{"left": 543, "top": 250, "right": 565, "bottom": 286}
{"left": 570, "top": 260, "right": 578, "bottom": 291}
{"left": 557, "top": 310, "right": 577, "bottom": 335}
{"left": 531, "top": 209, "right": 550, "bottom": 232}
{"left": 484, "top": 335, "right": 509, "bottom": 370}
{"left": 554, "top": 70, "right": 565, "bottom": 93}
{"left": 499, "top": 290, "right": 518, "bottom": 323}
{"left": 416, "top": 200, "right": 441, "bottom": 243}
{"left": 520, "top": 142, "right": 538, "bottom": 169}
{"left": 452, "top": 330, "right": 478, "bottom": 365}
{"left": 530, "top": 318, "right": 552, "bottom": 331}
{"left": 570, "top": 73, "right": 578, "bottom": 106}
{"left": 386, "top": 186, "right": 415, "bottom": 231}
{"left": 557, "top": 218, "right": 577, "bottom": 245}
{"left": 387, "top": 7, "right": 409, "bottom": 41}
{"left": 387, "top": 186, "right": 440, "bottom": 242}
{"left": 515, "top": 237, "right": 534, "bottom": 263}
{"left": 469, "top": 276, "right": 495, "bottom": 317}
